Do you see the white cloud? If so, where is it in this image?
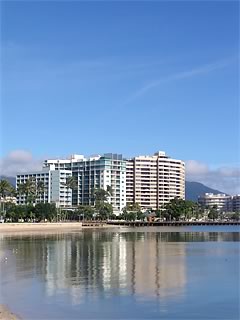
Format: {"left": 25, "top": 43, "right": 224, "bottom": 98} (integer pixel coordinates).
{"left": 185, "top": 160, "right": 208, "bottom": 175}
{"left": 7, "top": 150, "right": 32, "bottom": 163}
{"left": 185, "top": 160, "right": 240, "bottom": 195}
{"left": 1, "top": 150, "right": 239, "bottom": 196}
{"left": 0, "top": 150, "right": 42, "bottom": 176}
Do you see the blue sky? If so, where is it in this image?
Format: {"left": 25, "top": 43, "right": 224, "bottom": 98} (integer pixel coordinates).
{"left": 0, "top": 1, "right": 239, "bottom": 192}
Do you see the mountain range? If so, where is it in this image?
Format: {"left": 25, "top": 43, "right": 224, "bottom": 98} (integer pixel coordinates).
{"left": 185, "top": 181, "right": 224, "bottom": 201}
{"left": 1, "top": 176, "right": 16, "bottom": 187}
{"left": 0, "top": 176, "right": 224, "bottom": 202}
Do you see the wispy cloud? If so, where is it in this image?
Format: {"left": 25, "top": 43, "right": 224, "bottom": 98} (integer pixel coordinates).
{"left": 185, "top": 160, "right": 240, "bottom": 195}
{"left": 2, "top": 42, "right": 167, "bottom": 85}
{"left": 122, "top": 57, "right": 235, "bottom": 105}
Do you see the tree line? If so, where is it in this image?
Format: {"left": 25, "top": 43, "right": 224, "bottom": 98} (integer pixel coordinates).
{"left": 0, "top": 179, "right": 239, "bottom": 222}
{"left": 0, "top": 178, "right": 114, "bottom": 222}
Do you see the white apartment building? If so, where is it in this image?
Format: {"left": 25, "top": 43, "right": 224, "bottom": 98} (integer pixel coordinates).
{"left": 198, "top": 193, "right": 240, "bottom": 212}
{"left": 44, "top": 153, "right": 126, "bottom": 213}
{"left": 232, "top": 195, "right": 240, "bottom": 212}
{"left": 198, "top": 193, "right": 231, "bottom": 212}
{"left": 126, "top": 151, "right": 185, "bottom": 210}
{"left": 16, "top": 165, "right": 72, "bottom": 207}
{"left": 16, "top": 151, "right": 185, "bottom": 212}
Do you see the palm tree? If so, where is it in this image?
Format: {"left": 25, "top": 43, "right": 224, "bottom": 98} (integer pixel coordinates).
{"left": 17, "top": 178, "right": 36, "bottom": 205}
{"left": 0, "top": 179, "right": 12, "bottom": 198}
{"left": 0, "top": 179, "right": 13, "bottom": 218}
{"left": 93, "top": 188, "right": 109, "bottom": 202}
{"left": 36, "top": 180, "right": 46, "bottom": 203}
{"left": 62, "top": 176, "right": 77, "bottom": 207}
{"left": 75, "top": 205, "right": 94, "bottom": 221}
{"left": 106, "top": 185, "right": 113, "bottom": 197}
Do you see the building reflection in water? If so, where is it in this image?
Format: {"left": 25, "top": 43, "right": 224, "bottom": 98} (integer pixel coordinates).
{"left": 1, "top": 230, "right": 237, "bottom": 306}
{"left": 41, "top": 231, "right": 187, "bottom": 303}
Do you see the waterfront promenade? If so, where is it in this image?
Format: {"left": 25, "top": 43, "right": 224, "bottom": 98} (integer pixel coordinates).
{"left": 106, "top": 220, "right": 240, "bottom": 227}
{"left": 0, "top": 221, "right": 239, "bottom": 233}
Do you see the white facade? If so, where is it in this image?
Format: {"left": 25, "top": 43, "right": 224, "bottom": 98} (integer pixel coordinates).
{"left": 232, "top": 195, "right": 240, "bottom": 212}
{"left": 50, "top": 170, "right": 73, "bottom": 207}
{"left": 44, "top": 153, "right": 126, "bottom": 213}
{"left": 16, "top": 151, "right": 186, "bottom": 212}
{"left": 198, "top": 193, "right": 231, "bottom": 212}
{"left": 126, "top": 151, "right": 185, "bottom": 210}
{"left": 198, "top": 193, "right": 240, "bottom": 213}
{"left": 0, "top": 196, "right": 17, "bottom": 204}
{"left": 16, "top": 166, "right": 72, "bottom": 207}
{"left": 126, "top": 161, "right": 134, "bottom": 204}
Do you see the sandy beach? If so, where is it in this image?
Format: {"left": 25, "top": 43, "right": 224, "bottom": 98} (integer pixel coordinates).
{"left": 0, "top": 305, "right": 20, "bottom": 320}
{"left": 0, "top": 222, "right": 83, "bottom": 233}
{"left": 0, "top": 222, "right": 117, "bottom": 233}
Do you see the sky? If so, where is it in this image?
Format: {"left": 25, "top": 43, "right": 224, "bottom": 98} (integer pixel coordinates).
{"left": 0, "top": 1, "right": 239, "bottom": 194}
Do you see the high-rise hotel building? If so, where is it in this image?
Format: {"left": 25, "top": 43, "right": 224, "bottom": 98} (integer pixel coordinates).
{"left": 16, "top": 151, "right": 185, "bottom": 212}
{"left": 126, "top": 151, "right": 185, "bottom": 210}
{"left": 44, "top": 153, "right": 126, "bottom": 212}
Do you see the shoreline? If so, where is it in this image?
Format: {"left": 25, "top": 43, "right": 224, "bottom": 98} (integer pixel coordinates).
{"left": 0, "top": 221, "right": 238, "bottom": 233}
{"left": 0, "top": 222, "right": 119, "bottom": 233}
{"left": 0, "top": 305, "right": 20, "bottom": 320}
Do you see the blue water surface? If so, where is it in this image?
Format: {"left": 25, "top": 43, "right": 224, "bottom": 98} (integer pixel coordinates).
{"left": 0, "top": 226, "right": 239, "bottom": 319}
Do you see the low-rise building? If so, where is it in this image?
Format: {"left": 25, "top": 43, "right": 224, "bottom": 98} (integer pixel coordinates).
{"left": 0, "top": 196, "right": 17, "bottom": 204}
{"left": 198, "top": 193, "right": 231, "bottom": 212}
{"left": 232, "top": 195, "right": 240, "bottom": 212}
{"left": 16, "top": 165, "right": 72, "bottom": 207}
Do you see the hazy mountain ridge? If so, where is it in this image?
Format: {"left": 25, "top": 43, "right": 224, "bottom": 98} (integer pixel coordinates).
{"left": 185, "top": 181, "right": 225, "bottom": 201}
{"left": 1, "top": 176, "right": 225, "bottom": 202}
{"left": 0, "top": 176, "right": 16, "bottom": 187}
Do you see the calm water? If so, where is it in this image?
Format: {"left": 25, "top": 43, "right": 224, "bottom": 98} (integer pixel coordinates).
{"left": 0, "top": 226, "right": 239, "bottom": 319}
